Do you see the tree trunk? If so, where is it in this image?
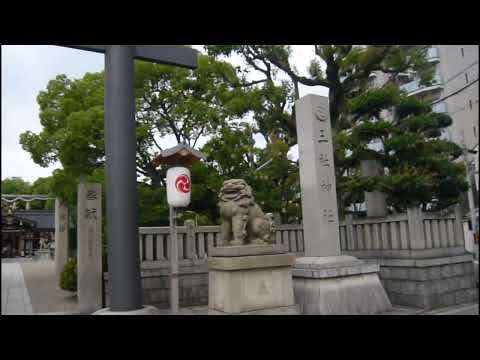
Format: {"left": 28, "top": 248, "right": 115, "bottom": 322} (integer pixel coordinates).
{"left": 361, "top": 160, "right": 387, "bottom": 217}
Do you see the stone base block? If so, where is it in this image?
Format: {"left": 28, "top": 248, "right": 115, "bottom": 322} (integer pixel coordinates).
{"left": 210, "top": 244, "right": 287, "bottom": 257}
{"left": 474, "top": 260, "right": 478, "bottom": 286}
{"left": 377, "top": 255, "right": 478, "bottom": 310}
{"left": 104, "top": 267, "right": 209, "bottom": 310}
{"left": 293, "top": 256, "right": 392, "bottom": 315}
{"left": 92, "top": 305, "right": 160, "bottom": 315}
{"left": 208, "top": 253, "right": 296, "bottom": 314}
{"left": 34, "top": 250, "right": 52, "bottom": 261}
{"left": 208, "top": 305, "right": 299, "bottom": 315}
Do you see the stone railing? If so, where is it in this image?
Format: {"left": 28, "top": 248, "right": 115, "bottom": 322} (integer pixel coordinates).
{"left": 137, "top": 206, "right": 466, "bottom": 265}
{"left": 340, "top": 206, "right": 466, "bottom": 259}
{"left": 138, "top": 223, "right": 304, "bottom": 266}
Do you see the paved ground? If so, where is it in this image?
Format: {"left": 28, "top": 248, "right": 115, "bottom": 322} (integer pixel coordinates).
{"left": 2, "top": 258, "right": 478, "bottom": 315}
{"left": 19, "top": 259, "right": 77, "bottom": 314}
{"left": 1, "top": 261, "right": 34, "bottom": 315}
{"left": 155, "top": 303, "right": 479, "bottom": 315}
{"left": 1, "top": 258, "right": 77, "bottom": 315}
{"left": 422, "top": 303, "right": 479, "bottom": 315}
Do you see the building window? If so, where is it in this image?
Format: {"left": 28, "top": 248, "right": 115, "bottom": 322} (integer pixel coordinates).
{"left": 470, "top": 99, "right": 473, "bottom": 110}
{"left": 465, "top": 73, "right": 469, "bottom": 83}
{"left": 461, "top": 47, "right": 464, "bottom": 58}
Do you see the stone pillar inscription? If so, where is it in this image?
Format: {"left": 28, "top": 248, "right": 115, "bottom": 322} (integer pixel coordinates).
{"left": 54, "top": 198, "right": 69, "bottom": 275}
{"left": 295, "top": 94, "right": 340, "bottom": 257}
{"left": 77, "top": 182, "right": 103, "bottom": 313}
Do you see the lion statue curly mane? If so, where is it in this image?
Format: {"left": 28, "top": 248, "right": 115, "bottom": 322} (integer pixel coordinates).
{"left": 218, "top": 179, "right": 275, "bottom": 246}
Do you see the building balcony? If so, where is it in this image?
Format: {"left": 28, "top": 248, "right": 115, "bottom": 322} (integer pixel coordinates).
{"left": 432, "top": 101, "right": 447, "bottom": 113}
{"left": 399, "top": 74, "right": 443, "bottom": 96}
{"left": 427, "top": 47, "right": 440, "bottom": 63}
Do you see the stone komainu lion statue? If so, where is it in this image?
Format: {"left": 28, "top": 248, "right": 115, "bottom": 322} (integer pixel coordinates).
{"left": 218, "top": 179, "right": 275, "bottom": 246}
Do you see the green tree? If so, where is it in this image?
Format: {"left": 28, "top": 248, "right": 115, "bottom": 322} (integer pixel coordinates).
{"left": 1, "top": 177, "right": 32, "bottom": 210}
{"left": 205, "top": 45, "right": 436, "bottom": 216}
{"left": 206, "top": 45, "right": 434, "bottom": 134}
{"left": 341, "top": 86, "right": 468, "bottom": 212}
{"left": 19, "top": 52, "right": 259, "bottom": 225}
{"left": 1, "top": 177, "right": 32, "bottom": 194}
{"left": 30, "top": 176, "right": 55, "bottom": 209}
{"left": 200, "top": 124, "right": 301, "bottom": 223}
{"left": 20, "top": 54, "right": 253, "bottom": 187}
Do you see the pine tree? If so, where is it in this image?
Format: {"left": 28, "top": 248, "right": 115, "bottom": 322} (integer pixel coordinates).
{"left": 340, "top": 86, "right": 468, "bottom": 212}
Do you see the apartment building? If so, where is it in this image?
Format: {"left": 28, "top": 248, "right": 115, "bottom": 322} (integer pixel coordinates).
{"left": 397, "top": 45, "right": 479, "bottom": 150}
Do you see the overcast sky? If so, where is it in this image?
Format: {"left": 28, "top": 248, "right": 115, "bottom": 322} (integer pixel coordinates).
{"left": 1, "top": 45, "right": 328, "bottom": 184}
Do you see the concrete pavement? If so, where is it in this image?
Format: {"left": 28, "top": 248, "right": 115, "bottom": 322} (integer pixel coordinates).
{"left": 2, "top": 258, "right": 77, "bottom": 315}
{"left": 2, "top": 258, "right": 478, "bottom": 315}
{"left": 1, "top": 261, "right": 34, "bottom": 315}
{"left": 19, "top": 259, "right": 77, "bottom": 314}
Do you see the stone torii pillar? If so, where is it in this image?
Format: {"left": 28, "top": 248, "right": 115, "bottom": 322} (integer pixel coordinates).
{"left": 59, "top": 45, "right": 198, "bottom": 315}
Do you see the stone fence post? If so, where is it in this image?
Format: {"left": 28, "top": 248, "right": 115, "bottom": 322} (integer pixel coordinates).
{"left": 407, "top": 206, "right": 426, "bottom": 250}
{"left": 185, "top": 219, "right": 197, "bottom": 260}
{"left": 345, "top": 214, "right": 356, "bottom": 251}
{"left": 454, "top": 204, "right": 465, "bottom": 247}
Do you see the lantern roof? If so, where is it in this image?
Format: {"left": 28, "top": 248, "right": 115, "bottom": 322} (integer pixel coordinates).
{"left": 152, "top": 142, "right": 207, "bottom": 167}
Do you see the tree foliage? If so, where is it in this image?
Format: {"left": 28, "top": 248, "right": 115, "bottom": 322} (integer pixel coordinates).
{"left": 204, "top": 45, "right": 436, "bottom": 216}
{"left": 1, "top": 177, "right": 32, "bottom": 195}
{"left": 340, "top": 86, "right": 468, "bottom": 212}
{"left": 19, "top": 51, "right": 300, "bottom": 224}
{"left": 17, "top": 45, "right": 450, "bottom": 226}
{"left": 205, "top": 45, "right": 435, "bottom": 133}
{"left": 1, "top": 176, "right": 55, "bottom": 210}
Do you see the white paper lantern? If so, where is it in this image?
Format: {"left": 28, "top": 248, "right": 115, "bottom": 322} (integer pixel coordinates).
{"left": 166, "top": 167, "right": 191, "bottom": 207}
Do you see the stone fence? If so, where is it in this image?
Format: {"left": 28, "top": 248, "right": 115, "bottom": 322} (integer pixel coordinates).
{"left": 138, "top": 223, "right": 304, "bottom": 264}
{"left": 137, "top": 206, "right": 466, "bottom": 264}
{"left": 340, "top": 206, "right": 466, "bottom": 259}
{"left": 103, "top": 206, "right": 469, "bottom": 309}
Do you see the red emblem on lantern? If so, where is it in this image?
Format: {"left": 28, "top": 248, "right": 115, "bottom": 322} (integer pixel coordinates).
{"left": 175, "top": 174, "right": 191, "bottom": 193}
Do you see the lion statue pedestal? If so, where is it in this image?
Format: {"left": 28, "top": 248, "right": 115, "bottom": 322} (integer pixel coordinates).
{"left": 208, "top": 179, "right": 299, "bottom": 315}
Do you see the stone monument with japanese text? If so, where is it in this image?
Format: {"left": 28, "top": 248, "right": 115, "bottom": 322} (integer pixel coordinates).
{"left": 293, "top": 94, "right": 391, "bottom": 315}
{"left": 295, "top": 95, "right": 340, "bottom": 257}
{"left": 77, "top": 182, "right": 103, "bottom": 314}
{"left": 54, "top": 199, "right": 69, "bottom": 275}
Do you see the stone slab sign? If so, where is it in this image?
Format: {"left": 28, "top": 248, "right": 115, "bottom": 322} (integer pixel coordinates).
{"left": 54, "top": 199, "right": 69, "bottom": 275}
{"left": 77, "top": 182, "right": 103, "bottom": 314}
{"left": 208, "top": 253, "right": 298, "bottom": 314}
{"left": 295, "top": 94, "right": 340, "bottom": 257}
{"left": 293, "top": 94, "right": 392, "bottom": 314}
